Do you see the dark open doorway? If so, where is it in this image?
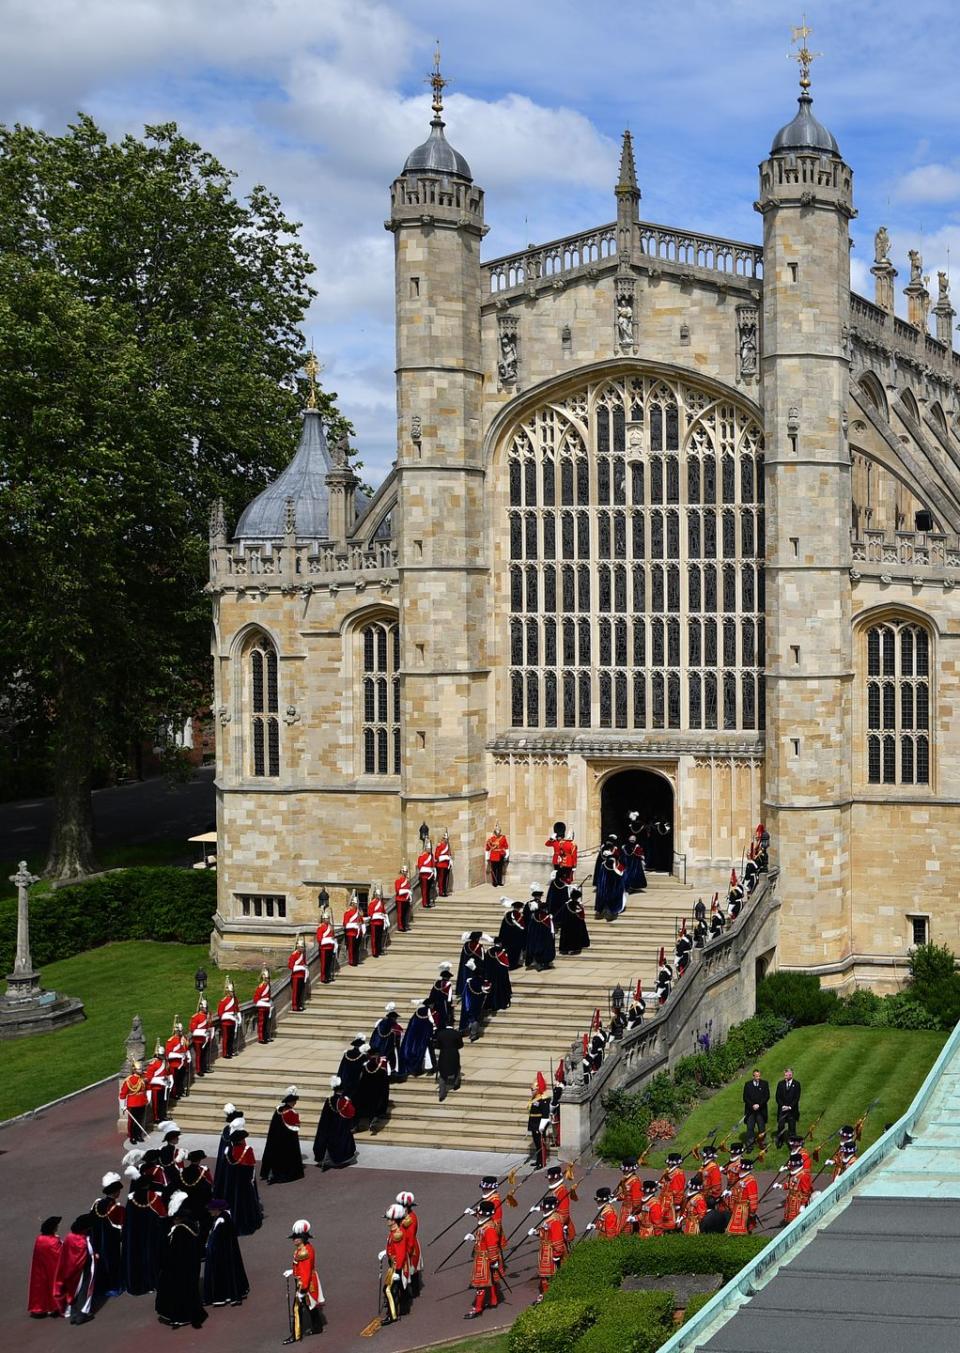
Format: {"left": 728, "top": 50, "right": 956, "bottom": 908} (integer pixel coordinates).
{"left": 600, "top": 768, "right": 674, "bottom": 872}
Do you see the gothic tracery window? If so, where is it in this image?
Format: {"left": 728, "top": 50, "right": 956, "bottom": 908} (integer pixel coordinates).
{"left": 505, "top": 374, "right": 765, "bottom": 732}
{"left": 248, "top": 634, "right": 280, "bottom": 777}
{"left": 865, "top": 620, "right": 930, "bottom": 786}
{"left": 360, "top": 619, "right": 401, "bottom": 776}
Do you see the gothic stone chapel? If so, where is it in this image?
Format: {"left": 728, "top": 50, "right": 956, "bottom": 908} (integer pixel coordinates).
{"left": 207, "top": 54, "right": 960, "bottom": 993}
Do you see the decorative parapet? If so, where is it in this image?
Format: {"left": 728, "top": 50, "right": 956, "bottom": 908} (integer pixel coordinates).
{"left": 559, "top": 871, "right": 781, "bottom": 1155}
{"left": 850, "top": 291, "right": 960, "bottom": 379}
{"left": 208, "top": 540, "right": 398, "bottom": 592}
{"left": 851, "top": 528, "right": 960, "bottom": 580}
{"left": 483, "top": 218, "right": 763, "bottom": 300}
{"left": 488, "top": 733, "right": 764, "bottom": 758}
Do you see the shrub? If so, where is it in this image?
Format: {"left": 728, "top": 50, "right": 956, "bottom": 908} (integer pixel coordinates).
{"left": 548, "top": 1233, "right": 768, "bottom": 1302}
{"left": 508, "top": 1298, "right": 597, "bottom": 1353}
{"left": 597, "top": 1116, "right": 649, "bottom": 1164}
{"left": 573, "top": 1290, "right": 674, "bottom": 1353}
{"left": 908, "top": 943, "right": 960, "bottom": 1028}
{"left": 756, "top": 970, "right": 838, "bottom": 1025}
{"left": 0, "top": 867, "right": 216, "bottom": 972}
{"left": 827, "top": 988, "right": 883, "bottom": 1026}
{"left": 871, "top": 991, "right": 943, "bottom": 1031}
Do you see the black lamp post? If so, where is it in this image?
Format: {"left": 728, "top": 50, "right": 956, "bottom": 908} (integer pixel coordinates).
{"left": 195, "top": 967, "right": 207, "bottom": 994}
{"left": 419, "top": 821, "right": 430, "bottom": 844}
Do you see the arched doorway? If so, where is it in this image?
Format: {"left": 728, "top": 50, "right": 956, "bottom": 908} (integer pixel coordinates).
{"left": 600, "top": 768, "right": 674, "bottom": 872}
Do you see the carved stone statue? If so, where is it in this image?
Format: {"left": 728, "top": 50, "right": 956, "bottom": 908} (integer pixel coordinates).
{"left": 938, "top": 270, "right": 950, "bottom": 303}
{"left": 737, "top": 307, "right": 758, "bottom": 379}
{"left": 874, "top": 226, "right": 890, "bottom": 265}
{"left": 498, "top": 329, "right": 518, "bottom": 384}
{"left": 908, "top": 249, "right": 923, "bottom": 284}
{"left": 616, "top": 296, "right": 634, "bottom": 349}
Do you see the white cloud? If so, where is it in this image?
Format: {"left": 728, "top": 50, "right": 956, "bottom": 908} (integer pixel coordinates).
{"left": 894, "top": 164, "right": 960, "bottom": 204}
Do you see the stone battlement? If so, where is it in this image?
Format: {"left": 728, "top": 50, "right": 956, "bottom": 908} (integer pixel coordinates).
{"left": 208, "top": 539, "right": 397, "bottom": 592}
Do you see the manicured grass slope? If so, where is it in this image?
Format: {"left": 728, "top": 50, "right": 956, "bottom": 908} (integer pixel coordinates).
{"left": 646, "top": 1024, "right": 946, "bottom": 1167}
{"left": 0, "top": 941, "right": 269, "bottom": 1121}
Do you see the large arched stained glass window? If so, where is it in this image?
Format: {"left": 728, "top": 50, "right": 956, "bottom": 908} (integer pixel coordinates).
{"left": 360, "top": 620, "right": 401, "bottom": 776}
{"left": 865, "top": 619, "right": 930, "bottom": 785}
{"left": 505, "top": 373, "right": 764, "bottom": 732}
{"left": 248, "top": 634, "right": 280, "bottom": 777}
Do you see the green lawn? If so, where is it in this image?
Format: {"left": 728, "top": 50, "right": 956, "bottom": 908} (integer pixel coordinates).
{"left": 0, "top": 940, "right": 271, "bottom": 1121}
{"left": 644, "top": 1025, "right": 947, "bottom": 1169}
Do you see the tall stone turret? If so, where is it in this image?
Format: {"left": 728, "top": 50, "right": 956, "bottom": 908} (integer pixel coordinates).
{"left": 755, "top": 41, "right": 856, "bottom": 974}
{"left": 386, "top": 50, "right": 489, "bottom": 874}
{"left": 615, "top": 130, "right": 640, "bottom": 259}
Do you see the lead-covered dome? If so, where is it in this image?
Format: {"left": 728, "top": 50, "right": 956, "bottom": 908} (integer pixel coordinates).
{"left": 771, "top": 92, "right": 840, "bottom": 157}
{"left": 402, "top": 114, "right": 472, "bottom": 181}
{"left": 234, "top": 409, "right": 365, "bottom": 542}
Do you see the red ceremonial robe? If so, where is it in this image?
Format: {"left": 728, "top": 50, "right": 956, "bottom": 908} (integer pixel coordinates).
{"left": 28, "top": 1233, "right": 62, "bottom": 1316}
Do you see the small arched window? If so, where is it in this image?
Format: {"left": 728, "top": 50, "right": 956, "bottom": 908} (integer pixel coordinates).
{"left": 865, "top": 619, "right": 930, "bottom": 786}
{"left": 360, "top": 619, "right": 400, "bottom": 776}
{"left": 248, "top": 635, "right": 280, "bottom": 778}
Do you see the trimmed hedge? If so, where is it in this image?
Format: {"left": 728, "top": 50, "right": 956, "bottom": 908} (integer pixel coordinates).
{"left": 0, "top": 867, "right": 216, "bottom": 972}
{"left": 508, "top": 1299, "right": 598, "bottom": 1353}
{"left": 508, "top": 1234, "right": 768, "bottom": 1353}
{"left": 756, "top": 970, "right": 838, "bottom": 1025}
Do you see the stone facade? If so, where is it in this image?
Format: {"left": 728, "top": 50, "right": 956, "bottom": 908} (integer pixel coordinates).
{"left": 208, "top": 78, "right": 960, "bottom": 988}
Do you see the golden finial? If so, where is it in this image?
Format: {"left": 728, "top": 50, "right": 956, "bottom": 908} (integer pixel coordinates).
{"left": 426, "top": 40, "right": 449, "bottom": 118}
{"left": 789, "top": 15, "right": 822, "bottom": 92}
{"left": 304, "top": 350, "right": 321, "bottom": 411}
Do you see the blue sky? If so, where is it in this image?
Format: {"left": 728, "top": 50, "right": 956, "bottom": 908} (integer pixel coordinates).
{"left": 4, "top": 0, "right": 960, "bottom": 484}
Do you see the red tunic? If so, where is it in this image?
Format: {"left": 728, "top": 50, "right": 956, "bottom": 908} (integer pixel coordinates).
{"left": 726, "top": 1175, "right": 759, "bottom": 1235}
{"left": 536, "top": 1214, "right": 567, "bottom": 1279}
{"left": 553, "top": 1180, "right": 577, "bottom": 1239}
{"left": 118, "top": 1071, "right": 147, "bottom": 1109}
{"left": 28, "top": 1233, "right": 62, "bottom": 1315}
{"left": 385, "top": 1222, "right": 407, "bottom": 1279}
{"left": 293, "top": 1239, "right": 322, "bottom": 1307}
{"left": 434, "top": 840, "right": 452, "bottom": 869}
{"left": 595, "top": 1203, "right": 619, "bottom": 1237}
{"left": 681, "top": 1192, "right": 707, "bottom": 1235}
{"left": 637, "top": 1199, "right": 664, "bottom": 1239}
{"left": 485, "top": 833, "right": 509, "bottom": 862}
{"left": 470, "top": 1220, "right": 502, "bottom": 1288}
{"left": 616, "top": 1174, "right": 642, "bottom": 1233}
{"left": 783, "top": 1169, "right": 813, "bottom": 1223}
{"left": 400, "top": 1212, "right": 421, "bottom": 1277}
{"left": 165, "top": 1033, "right": 189, "bottom": 1071}
{"left": 702, "top": 1161, "right": 724, "bottom": 1201}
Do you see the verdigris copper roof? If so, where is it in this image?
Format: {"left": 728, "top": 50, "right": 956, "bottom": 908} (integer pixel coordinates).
{"left": 771, "top": 93, "right": 840, "bottom": 156}
{"left": 234, "top": 410, "right": 365, "bottom": 542}
{"left": 402, "top": 116, "right": 472, "bottom": 181}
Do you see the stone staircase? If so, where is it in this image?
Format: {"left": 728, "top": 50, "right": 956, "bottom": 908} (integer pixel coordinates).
{"left": 173, "top": 876, "right": 695, "bottom": 1152}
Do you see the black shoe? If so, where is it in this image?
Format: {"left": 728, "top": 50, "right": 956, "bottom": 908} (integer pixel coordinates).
{"left": 464, "top": 1310, "right": 481, "bottom": 1320}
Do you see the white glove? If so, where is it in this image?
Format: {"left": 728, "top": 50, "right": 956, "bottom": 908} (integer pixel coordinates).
{"left": 464, "top": 1207, "right": 475, "bottom": 1215}
{"left": 772, "top": 1183, "right": 783, "bottom": 1190}
{"left": 721, "top": 1190, "right": 731, "bottom": 1198}
{"left": 528, "top": 1205, "right": 538, "bottom": 1212}
{"left": 778, "top": 1165, "right": 788, "bottom": 1173}
{"left": 463, "top": 1233, "right": 474, "bottom": 1242}
{"left": 283, "top": 1269, "right": 293, "bottom": 1278}
{"left": 527, "top": 1227, "right": 538, "bottom": 1236}
{"left": 585, "top": 1223, "right": 595, "bottom": 1232}
{"left": 378, "top": 1250, "right": 387, "bottom": 1261}
{"left": 825, "top": 1159, "right": 834, "bottom": 1167}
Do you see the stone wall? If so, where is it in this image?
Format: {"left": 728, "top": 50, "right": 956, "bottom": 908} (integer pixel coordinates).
{"left": 559, "top": 870, "right": 781, "bottom": 1154}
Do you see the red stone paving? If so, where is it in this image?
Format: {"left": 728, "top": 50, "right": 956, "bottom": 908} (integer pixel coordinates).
{"left": 3, "top": 1083, "right": 787, "bottom": 1353}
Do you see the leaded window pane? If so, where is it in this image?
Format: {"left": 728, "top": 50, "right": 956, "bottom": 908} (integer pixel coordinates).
{"left": 868, "top": 733, "right": 881, "bottom": 783}
{"left": 510, "top": 459, "right": 522, "bottom": 505}
{"left": 902, "top": 735, "right": 914, "bottom": 784}
{"left": 510, "top": 514, "right": 522, "bottom": 559}
{"left": 632, "top": 513, "right": 645, "bottom": 557}
{"left": 633, "top": 620, "right": 646, "bottom": 666}
{"left": 614, "top": 565, "right": 627, "bottom": 610}
{"left": 688, "top": 564, "right": 701, "bottom": 612}
{"left": 562, "top": 566, "right": 575, "bottom": 611}
{"left": 599, "top": 618, "right": 611, "bottom": 666}
{"left": 722, "top": 510, "right": 736, "bottom": 559}
{"left": 578, "top": 566, "right": 590, "bottom": 611}
{"left": 511, "top": 566, "right": 523, "bottom": 612}
{"left": 616, "top": 672, "right": 628, "bottom": 728}
{"left": 704, "top": 672, "right": 717, "bottom": 728}
{"left": 704, "top": 509, "right": 716, "bottom": 557}
{"left": 704, "top": 564, "right": 717, "bottom": 612}
{"left": 377, "top": 727, "right": 388, "bottom": 774}
{"left": 525, "top": 459, "right": 537, "bottom": 505}
{"left": 689, "top": 619, "right": 701, "bottom": 665}
{"left": 740, "top": 456, "right": 754, "bottom": 502}
{"left": 267, "top": 719, "right": 280, "bottom": 776}
{"left": 563, "top": 619, "right": 576, "bottom": 665}
{"left": 527, "top": 619, "right": 539, "bottom": 665}
{"left": 704, "top": 619, "right": 717, "bottom": 665}
{"left": 651, "top": 457, "right": 663, "bottom": 503}
{"left": 527, "top": 673, "right": 539, "bottom": 727}
{"left": 666, "top": 511, "right": 680, "bottom": 559}
{"left": 545, "top": 672, "right": 557, "bottom": 726}
{"left": 652, "top": 619, "right": 664, "bottom": 666}
{"left": 564, "top": 513, "right": 576, "bottom": 558}
{"left": 689, "top": 673, "right": 702, "bottom": 727}
{"left": 579, "top": 513, "right": 591, "bottom": 558}
{"left": 253, "top": 719, "right": 265, "bottom": 776}
{"left": 526, "top": 566, "right": 538, "bottom": 611}
{"left": 600, "top": 672, "right": 612, "bottom": 727}
{"left": 652, "top": 672, "right": 665, "bottom": 728}
{"left": 668, "top": 673, "right": 681, "bottom": 728}
{"left": 614, "top": 513, "right": 626, "bottom": 559}
{"left": 667, "top": 565, "right": 680, "bottom": 612}
{"left": 598, "top": 457, "right": 610, "bottom": 504}
{"left": 633, "top": 672, "right": 646, "bottom": 727}
{"left": 615, "top": 619, "right": 628, "bottom": 665}
{"left": 544, "top": 564, "right": 556, "bottom": 610}
{"left": 579, "top": 672, "right": 591, "bottom": 725}
{"left": 633, "top": 564, "right": 645, "bottom": 611}
{"left": 688, "top": 458, "right": 701, "bottom": 503}
{"left": 723, "top": 564, "right": 736, "bottom": 612}
{"left": 668, "top": 618, "right": 680, "bottom": 667}
{"left": 741, "top": 511, "right": 754, "bottom": 557}
{"left": 525, "top": 513, "right": 537, "bottom": 558}
{"left": 651, "top": 566, "right": 664, "bottom": 613}
{"left": 252, "top": 650, "right": 264, "bottom": 711}
{"left": 651, "top": 405, "right": 663, "bottom": 451}
{"left": 576, "top": 458, "right": 589, "bottom": 504}
{"left": 511, "top": 671, "right": 524, "bottom": 724}
{"left": 544, "top": 617, "right": 557, "bottom": 665}
{"left": 542, "top": 457, "right": 555, "bottom": 505}
{"left": 597, "top": 513, "right": 609, "bottom": 559}
{"left": 561, "top": 459, "right": 574, "bottom": 505}
{"left": 579, "top": 617, "right": 591, "bottom": 665}
{"left": 703, "top": 456, "right": 716, "bottom": 501}
{"left": 722, "top": 456, "right": 736, "bottom": 503}
{"left": 543, "top": 515, "right": 556, "bottom": 559}
{"left": 613, "top": 458, "right": 626, "bottom": 505}
{"left": 631, "top": 463, "right": 644, "bottom": 504}
{"left": 742, "top": 674, "right": 756, "bottom": 728}
{"left": 917, "top": 735, "right": 929, "bottom": 784}
{"left": 883, "top": 734, "right": 896, "bottom": 783}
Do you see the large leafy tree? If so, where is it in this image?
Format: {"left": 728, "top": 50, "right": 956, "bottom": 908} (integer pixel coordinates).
{"left": 0, "top": 115, "right": 336, "bottom": 878}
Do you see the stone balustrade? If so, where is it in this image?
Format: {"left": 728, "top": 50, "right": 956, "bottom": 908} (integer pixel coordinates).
{"left": 850, "top": 291, "right": 960, "bottom": 377}
{"left": 484, "top": 217, "right": 763, "bottom": 296}
{"left": 851, "top": 528, "right": 960, "bottom": 573}
{"left": 208, "top": 539, "right": 397, "bottom": 591}
{"left": 558, "top": 870, "right": 781, "bottom": 1155}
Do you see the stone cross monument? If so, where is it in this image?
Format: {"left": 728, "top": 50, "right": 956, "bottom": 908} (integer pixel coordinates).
{"left": 0, "top": 862, "right": 85, "bottom": 1038}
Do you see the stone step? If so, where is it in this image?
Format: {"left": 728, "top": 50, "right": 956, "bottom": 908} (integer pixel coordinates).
{"left": 175, "top": 875, "right": 695, "bottom": 1149}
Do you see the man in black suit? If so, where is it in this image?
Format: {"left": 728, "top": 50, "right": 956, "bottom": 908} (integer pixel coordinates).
{"left": 741, "top": 1068, "right": 769, "bottom": 1149}
{"left": 775, "top": 1067, "right": 802, "bottom": 1146}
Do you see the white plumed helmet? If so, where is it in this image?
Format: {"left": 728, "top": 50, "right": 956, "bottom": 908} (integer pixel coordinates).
{"left": 385, "top": 1203, "right": 405, "bottom": 1221}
